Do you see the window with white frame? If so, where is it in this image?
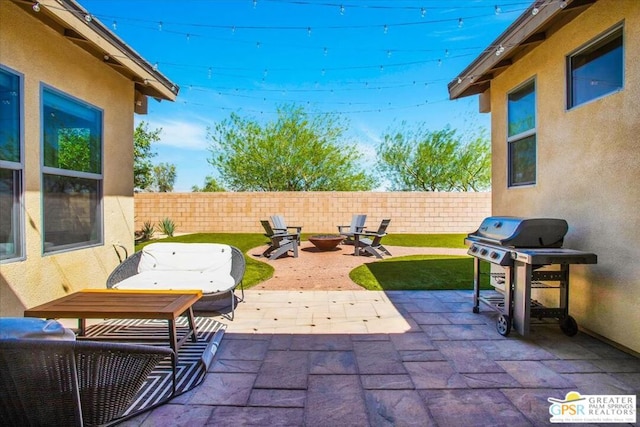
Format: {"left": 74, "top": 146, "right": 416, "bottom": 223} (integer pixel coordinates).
{"left": 507, "top": 79, "right": 536, "bottom": 187}
{"left": 567, "top": 25, "right": 623, "bottom": 109}
{"left": 42, "top": 86, "right": 103, "bottom": 253}
{"left": 0, "top": 66, "right": 23, "bottom": 262}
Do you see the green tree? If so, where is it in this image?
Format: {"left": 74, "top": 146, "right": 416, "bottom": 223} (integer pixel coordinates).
{"left": 377, "top": 123, "right": 490, "bottom": 191}
{"left": 152, "top": 162, "right": 176, "bottom": 192}
{"left": 207, "top": 104, "right": 376, "bottom": 191}
{"left": 192, "top": 175, "right": 226, "bottom": 192}
{"left": 134, "top": 121, "right": 161, "bottom": 191}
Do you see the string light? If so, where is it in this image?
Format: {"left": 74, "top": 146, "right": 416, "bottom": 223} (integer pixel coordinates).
{"left": 383, "top": 24, "right": 388, "bottom": 34}
{"left": 532, "top": 7, "right": 539, "bottom": 15}
{"left": 445, "top": 49, "right": 449, "bottom": 57}
{"left": 420, "top": 8, "right": 426, "bottom": 18}
{"left": 158, "top": 21, "right": 163, "bottom": 31}
{"left": 323, "top": 47, "right": 328, "bottom": 56}
{"left": 85, "top": 14, "right": 92, "bottom": 22}
{"left": 186, "top": 33, "right": 190, "bottom": 42}
{"left": 494, "top": 5, "right": 501, "bottom": 15}
{"left": 458, "top": 18, "right": 464, "bottom": 28}
{"left": 231, "top": 26, "right": 236, "bottom": 34}
{"left": 559, "top": 0, "right": 567, "bottom": 8}
{"left": 307, "top": 27, "right": 312, "bottom": 37}
{"left": 208, "top": 67, "right": 212, "bottom": 79}
{"left": 112, "top": 21, "right": 117, "bottom": 30}
{"left": 253, "top": 0, "right": 257, "bottom": 9}
{"left": 339, "top": 5, "right": 345, "bottom": 15}
{"left": 495, "top": 44, "right": 505, "bottom": 56}
{"left": 387, "top": 50, "right": 392, "bottom": 58}
{"left": 32, "top": 2, "right": 40, "bottom": 12}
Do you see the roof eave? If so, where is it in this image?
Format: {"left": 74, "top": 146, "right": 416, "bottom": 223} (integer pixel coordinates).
{"left": 448, "top": 0, "right": 598, "bottom": 100}
{"left": 17, "top": 0, "right": 179, "bottom": 101}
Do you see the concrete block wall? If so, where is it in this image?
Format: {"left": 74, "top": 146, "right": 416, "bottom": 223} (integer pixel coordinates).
{"left": 134, "top": 192, "right": 491, "bottom": 234}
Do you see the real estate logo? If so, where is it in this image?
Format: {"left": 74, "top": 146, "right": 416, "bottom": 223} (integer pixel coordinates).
{"left": 548, "top": 391, "right": 636, "bottom": 423}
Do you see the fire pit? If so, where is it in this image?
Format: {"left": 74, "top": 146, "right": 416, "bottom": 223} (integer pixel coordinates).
{"left": 308, "top": 235, "right": 344, "bottom": 251}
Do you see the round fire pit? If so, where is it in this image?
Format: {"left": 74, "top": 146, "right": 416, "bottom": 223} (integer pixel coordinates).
{"left": 308, "top": 235, "right": 344, "bottom": 251}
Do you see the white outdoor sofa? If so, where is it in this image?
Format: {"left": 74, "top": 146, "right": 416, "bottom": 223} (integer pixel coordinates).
{"left": 106, "top": 243, "right": 245, "bottom": 319}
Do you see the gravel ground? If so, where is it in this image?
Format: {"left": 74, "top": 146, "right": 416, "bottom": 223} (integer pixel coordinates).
{"left": 248, "top": 241, "right": 468, "bottom": 291}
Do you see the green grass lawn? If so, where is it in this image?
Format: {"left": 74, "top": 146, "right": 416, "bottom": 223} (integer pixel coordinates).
{"left": 349, "top": 255, "right": 491, "bottom": 291}
{"left": 135, "top": 233, "right": 477, "bottom": 290}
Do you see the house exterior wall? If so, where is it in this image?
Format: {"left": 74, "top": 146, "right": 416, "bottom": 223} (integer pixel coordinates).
{"left": 134, "top": 191, "right": 491, "bottom": 234}
{"left": 488, "top": 0, "right": 640, "bottom": 352}
{"left": 0, "top": 3, "right": 135, "bottom": 316}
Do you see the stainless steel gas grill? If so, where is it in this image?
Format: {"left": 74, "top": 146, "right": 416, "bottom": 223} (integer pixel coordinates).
{"left": 465, "top": 217, "right": 597, "bottom": 337}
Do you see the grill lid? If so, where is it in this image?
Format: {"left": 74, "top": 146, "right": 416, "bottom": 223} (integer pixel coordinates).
{"left": 467, "top": 216, "right": 568, "bottom": 248}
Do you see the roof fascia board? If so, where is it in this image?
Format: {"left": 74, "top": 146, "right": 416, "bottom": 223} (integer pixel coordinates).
{"left": 33, "top": 0, "right": 178, "bottom": 101}
{"left": 448, "top": 0, "right": 597, "bottom": 100}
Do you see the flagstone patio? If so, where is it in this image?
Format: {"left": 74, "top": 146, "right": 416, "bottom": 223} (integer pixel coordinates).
{"left": 117, "top": 243, "right": 639, "bottom": 426}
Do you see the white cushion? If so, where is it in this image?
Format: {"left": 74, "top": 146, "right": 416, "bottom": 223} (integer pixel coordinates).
{"left": 0, "top": 318, "right": 76, "bottom": 341}
{"left": 114, "top": 270, "right": 236, "bottom": 294}
{"left": 138, "top": 243, "right": 232, "bottom": 275}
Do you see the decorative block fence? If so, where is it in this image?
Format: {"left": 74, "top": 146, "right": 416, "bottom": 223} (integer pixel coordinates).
{"left": 134, "top": 192, "right": 491, "bottom": 234}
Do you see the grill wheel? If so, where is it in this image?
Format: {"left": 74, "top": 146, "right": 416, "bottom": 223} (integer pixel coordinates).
{"left": 496, "top": 314, "right": 511, "bottom": 336}
{"left": 560, "top": 316, "right": 579, "bottom": 336}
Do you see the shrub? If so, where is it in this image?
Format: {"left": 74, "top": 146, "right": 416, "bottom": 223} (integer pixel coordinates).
{"left": 158, "top": 217, "right": 176, "bottom": 237}
{"left": 140, "top": 221, "right": 155, "bottom": 241}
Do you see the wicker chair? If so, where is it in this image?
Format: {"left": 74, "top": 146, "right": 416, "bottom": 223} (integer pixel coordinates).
{"left": 106, "top": 245, "right": 246, "bottom": 320}
{"left": 0, "top": 338, "right": 173, "bottom": 427}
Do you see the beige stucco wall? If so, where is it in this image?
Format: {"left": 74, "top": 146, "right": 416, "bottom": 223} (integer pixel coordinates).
{"left": 134, "top": 191, "right": 491, "bottom": 234}
{"left": 0, "top": 3, "right": 135, "bottom": 316}
{"left": 488, "top": 0, "right": 639, "bottom": 352}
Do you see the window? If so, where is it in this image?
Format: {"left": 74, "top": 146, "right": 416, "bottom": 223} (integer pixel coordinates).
{"left": 567, "top": 25, "right": 623, "bottom": 109}
{"left": 42, "top": 86, "right": 103, "bottom": 253}
{"left": 507, "top": 80, "right": 536, "bottom": 187}
{"left": 0, "top": 66, "right": 23, "bottom": 262}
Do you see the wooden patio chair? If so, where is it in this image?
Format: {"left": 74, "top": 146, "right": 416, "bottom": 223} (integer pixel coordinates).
{"left": 354, "top": 219, "right": 392, "bottom": 259}
{"left": 270, "top": 215, "right": 302, "bottom": 243}
{"left": 337, "top": 214, "right": 367, "bottom": 244}
{"left": 261, "top": 220, "right": 299, "bottom": 260}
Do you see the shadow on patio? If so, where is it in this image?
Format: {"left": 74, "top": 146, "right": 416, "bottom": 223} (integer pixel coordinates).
{"left": 120, "top": 244, "right": 639, "bottom": 427}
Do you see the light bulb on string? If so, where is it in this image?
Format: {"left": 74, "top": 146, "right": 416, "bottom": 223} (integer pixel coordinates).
{"left": 559, "top": 0, "right": 567, "bottom": 8}
{"left": 256, "top": 41, "right": 261, "bottom": 48}
{"left": 380, "top": 65, "right": 384, "bottom": 72}
{"left": 253, "top": 0, "right": 257, "bottom": 9}
{"left": 494, "top": 5, "right": 501, "bottom": 15}
{"left": 420, "top": 8, "right": 426, "bottom": 18}
{"left": 85, "top": 14, "right": 92, "bottom": 22}
{"left": 158, "top": 21, "right": 163, "bottom": 31}
{"left": 437, "top": 59, "right": 442, "bottom": 67}
{"left": 532, "top": 7, "right": 539, "bottom": 15}
{"left": 208, "top": 67, "right": 212, "bottom": 79}
{"left": 387, "top": 50, "right": 392, "bottom": 58}
{"left": 323, "top": 47, "right": 328, "bottom": 56}
{"left": 445, "top": 49, "right": 449, "bottom": 57}
{"left": 112, "top": 21, "right": 117, "bottom": 30}
{"left": 153, "top": 62, "right": 158, "bottom": 71}
{"left": 186, "top": 33, "right": 190, "bottom": 42}
{"left": 339, "top": 5, "right": 345, "bottom": 15}
{"left": 32, "top": 2, "right": 40, "bottom": 12}
{"left": 458, "top": 18, "right": 464, "bottom": 28}
{"left": 307, "top": 27, "right": 312, "bottom": 37}
{"left": 231, "top": 26, "right": 236, "bottom": 35}
{"left": 383, "top": 24, "right": 388, "bottom": 34}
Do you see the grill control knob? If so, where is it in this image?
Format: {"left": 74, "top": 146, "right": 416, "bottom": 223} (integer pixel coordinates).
{"left": 490, "top": 252, "right": 499, "bottom": 259}
{"left": 480, "top": 249, "right": 488, "bottom": 256}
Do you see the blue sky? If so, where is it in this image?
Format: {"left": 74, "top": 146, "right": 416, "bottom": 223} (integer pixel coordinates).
{"left": 80, "top": 0, "right": 530, "bottom": 191}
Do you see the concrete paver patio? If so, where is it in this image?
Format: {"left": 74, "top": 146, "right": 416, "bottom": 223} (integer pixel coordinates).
{"left": 122, "top": 244, "right": 639, "bottom": 426}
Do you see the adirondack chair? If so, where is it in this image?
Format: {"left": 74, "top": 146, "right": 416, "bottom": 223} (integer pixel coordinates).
{"left": 353, "top": 219, "right": 392, "bottom": 258}
{"left": 261, "top": 220, "right": 299, "bottom": 260}
{"left": 337, "top": 214, "right": 367, "bottom": 244}
{"left": 270, "top": 215, "right": 302, "bottom": 243}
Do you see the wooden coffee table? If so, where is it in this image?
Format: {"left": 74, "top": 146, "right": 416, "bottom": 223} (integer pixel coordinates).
{"left": 24, "top": 289, "right": 202, "bottom": 358}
